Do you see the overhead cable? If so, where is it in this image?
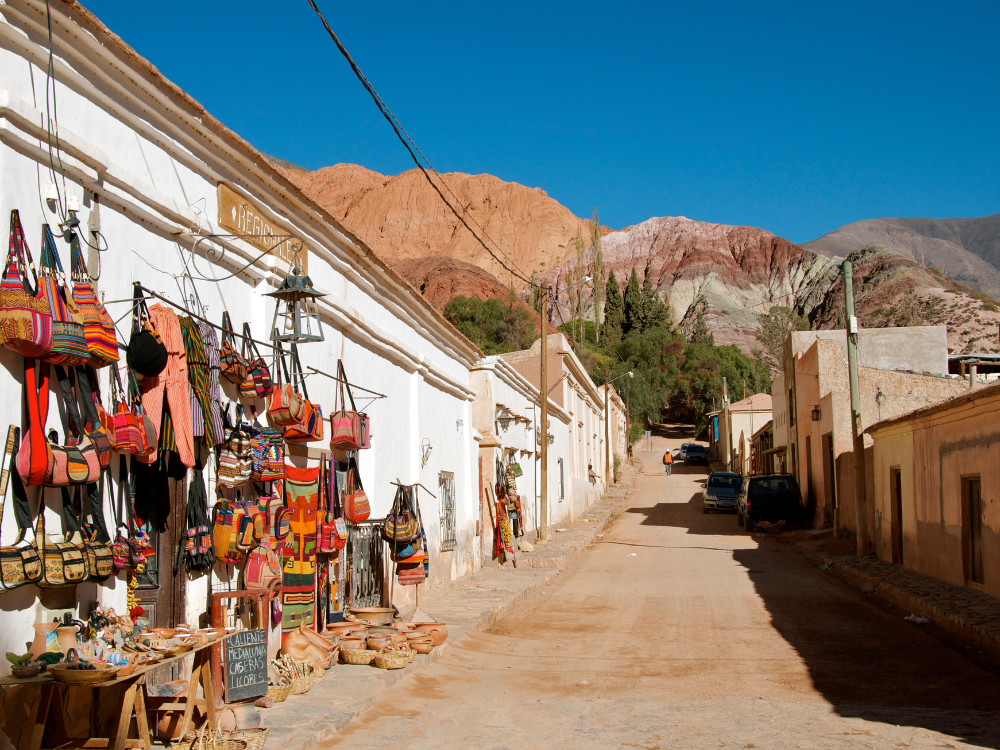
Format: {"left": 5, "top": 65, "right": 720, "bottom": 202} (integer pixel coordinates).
{"left": 305, "top": 0, "right": 534, "bottom": 286}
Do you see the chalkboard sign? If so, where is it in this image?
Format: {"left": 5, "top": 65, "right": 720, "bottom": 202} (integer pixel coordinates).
{"left": 223, "top": 628, "right": 268, "bottom": 702}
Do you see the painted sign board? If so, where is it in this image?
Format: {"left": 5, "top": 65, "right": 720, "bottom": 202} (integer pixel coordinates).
{"left": 217, "top": 183, "right": 308, "bottom": 272}
{"left": 223, "top": 628, "right": 268, "bottom": 702}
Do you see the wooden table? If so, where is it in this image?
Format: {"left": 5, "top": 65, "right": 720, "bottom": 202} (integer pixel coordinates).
{"left": 0, "top": 640, "right": 220, "bottom": 750}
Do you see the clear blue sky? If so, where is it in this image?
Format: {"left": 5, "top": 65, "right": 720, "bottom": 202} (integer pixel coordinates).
{"left": 86, "top": 0, "right": 1000, "bottom": 243}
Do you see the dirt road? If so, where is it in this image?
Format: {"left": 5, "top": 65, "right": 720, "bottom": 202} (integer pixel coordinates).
{"left": 322, "top": 426, "right": 1000, "bottom": 749}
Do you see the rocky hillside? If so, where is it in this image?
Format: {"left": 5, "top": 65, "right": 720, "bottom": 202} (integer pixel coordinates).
{"left": 280, "top": 163, "right": 607, "bottom": 285}
{"left": 542, "top": 217, "right": 1000, "bottom": 355}
{"left": 279, "top": 160, "right": 999, "bottom": 357}
{"left": 804, "top": 214, "right": 1000, "bottom": 299}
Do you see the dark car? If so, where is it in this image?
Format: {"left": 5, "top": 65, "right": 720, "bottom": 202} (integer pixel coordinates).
{"left": 736, "top": 474, "right": 803, "bottom": 531}
{"left": 703, "top": 472, "right": 741, "bottom": 512}
{"left": 685, "top": 444, "right": 709, "bottom": 466}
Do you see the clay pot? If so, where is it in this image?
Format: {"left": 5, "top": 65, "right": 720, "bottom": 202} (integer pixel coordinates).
{"left": 150, "top": 628, "right": 176, "bottom": 639}
{"left": 366, "top": 626, "right": 397, "bottom": 635}
{"left": 338, "top": 637, "right": 366, "bottom": 651}
{"left": 388, "top": 632, "right": 408, "bottom": 644}
{"left": 57, "top": 626, "right": 80, "bottom": 655}
{"left": 29, "top": 623, "right": 59, "bottom": 659}
{"left": 394, "top": 621, "right": 416, "bottom": 632}
{"left": 414, "top": 623, "right": 448, "bottom": 646}
{"left": 411, "top": 640, "right": 433, "bottom": 655}
{"left": 299, "top": 624, "right": 335, "bottom": 652}
{"left": 346, "top": 628, "right": 369, "bottom": 640}
{"left": 323, "top": 622, "right": 357, "bottom": 638}
{"left": 366, "top": 635, "right": 392, "bottom": 651}
{"left": 138, "top": 633, "right": 162, "bottom": 649}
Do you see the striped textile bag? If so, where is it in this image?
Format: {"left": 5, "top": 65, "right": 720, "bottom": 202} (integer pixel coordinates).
{"left": 0, "top": 210, "right": 52, "bottom": 357}
{"left": 15, "top": 358, "right": 54, "bottom": 485}
{"left": 218, "top": 414, "right": 253, "bottom": 488}
{"left": 250, "top": 422, "right": 284, "bottom": 482}
{"left": 239, "top": 323, "right": 273, "bottom": 399}
{"left": 110, "top": 365, "right": 140, "bottom": 454}
{"left": 70, "top": 234, "right": 118, "bottom": 367}
{"left": 219, "top": 311, "right": 248, "bottom": 385}
{"left": 38, "top": 225, "right": 89, "bottom": 366}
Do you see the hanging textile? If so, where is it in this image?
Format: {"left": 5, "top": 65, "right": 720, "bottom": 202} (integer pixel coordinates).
{"left": 197, "top": 321, "right": 225, "bottom": 448}
{"left": 139, "top": 304, "right": 193, "bottom": 467}
{"left": 180, "top": 317, "right": 218, "bottom": 448}
{"left": 281, "top": 464, "right": 319, "bottom": 635}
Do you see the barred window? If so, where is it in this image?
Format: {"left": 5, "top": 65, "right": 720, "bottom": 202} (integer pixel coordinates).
{"left": 439, "top": 471, "right": 456, "bottom": 551}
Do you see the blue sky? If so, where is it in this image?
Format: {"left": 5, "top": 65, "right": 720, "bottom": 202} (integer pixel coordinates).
{"left": 86, "top": 0, "right": 999, "bottom": 243}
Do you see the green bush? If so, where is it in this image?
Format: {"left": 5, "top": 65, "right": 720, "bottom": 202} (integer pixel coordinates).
{"left": 444, "top": 295, "right": 538, "bottom": 355}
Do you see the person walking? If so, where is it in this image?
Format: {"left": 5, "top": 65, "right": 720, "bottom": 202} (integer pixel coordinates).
{"left": 663, "top": 449, "right": 673, "bottom": 475}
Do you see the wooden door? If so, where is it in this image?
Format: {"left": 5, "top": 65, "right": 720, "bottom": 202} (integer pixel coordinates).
{"left": 890, "top": 468, "right": 903, "bottom": 564}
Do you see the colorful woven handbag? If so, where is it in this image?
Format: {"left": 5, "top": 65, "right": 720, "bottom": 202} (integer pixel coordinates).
{"left": 64, "top": 485, "right": 113, "bottom": 583}
{"left": 38, "top": 225, "right": 89, "bottom": 367}
{"left": 329, "top": 360, "right": 368, "bottom": 451}
{"left": 219, "top": 311, "right": 249, "bottom": 385}
{"left": 16, "top": 358, "right": 54, "bottom": 485}
{"left": 69, "top": 234, "right": 118, "bottom": 368}
{"left": 35, "top": 490, "right": 88, "bottom": 588}
{"left": 53, "top": 366, "right": 111, "bottom": 470}
{"left": 128, "top": 371, "right": 157, "bottom": 461}
{"left": 239, "top": 323, "right": 273, "bottom": 399}
{"left": 267, "top": 351, "right": 304, "bottom": 426}
{"left": 217, "top": 410, "right": 253, "bottom": 488}
{"left": 382, "top": 484, "right": 418, "bottom": 542}
{"left": 342, "top": 456, "right": 370, "bottom": 523}
{"left": 0, "top": 209, "right": 52, "bottom": 357}
{"left": 211, "top": 496, "right": 243, "bottom": 565}
{"left": 110, "top": 365, "right": 140, "bottom": 455}
{"left": 0, "top": 426, "right": 43, "bottom": 590}
{"left": 250, "top": 418, "right": 284, "bottom": 482}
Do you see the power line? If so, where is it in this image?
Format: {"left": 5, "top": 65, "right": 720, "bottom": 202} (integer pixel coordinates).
{"left": 305, "top": 1, "right": 534, "bottom": 286}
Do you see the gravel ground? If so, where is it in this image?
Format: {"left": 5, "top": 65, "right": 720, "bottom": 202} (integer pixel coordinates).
{"left": 319, "top": 425, "right": 1000, "bottom": 750}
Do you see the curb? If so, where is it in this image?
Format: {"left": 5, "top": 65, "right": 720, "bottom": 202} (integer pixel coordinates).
{"left": 829, "top": 557, "right": 1000, "bottom": 667}
{"left": 263, "top": 464, "right": 636, "bottom": 750}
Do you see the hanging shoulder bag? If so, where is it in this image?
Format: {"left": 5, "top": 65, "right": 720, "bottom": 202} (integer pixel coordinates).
{"left": 110, "top": 456, "right": 150, "bottom": 571}
{"left": 0, "top": 426, "right": 43, "bottom": 590}
{"left": 110, "top": 365, "right": 140, "bottom": 454}
{"left": 342, "top": 455, "right": 370, "bottom": 523}
{"left": 218, "top": 408, "right": 253, "bottom": 487}
{"left": 69, "top": 233, "right": 118, "bottom": 368}
{"left": 54, "top": 365, "right": 111, "bottom": 470}
{"left": 239, "top": 323, "right": 273, "bottom": 399}
{"left": 16, "top": 358, "right": 54, "bottom": 485}
{"left": 267, "top": 348, "right": 304, "bottom": 426}
{"left": 64, "top": 484, "right": 113, "bottom": 583}
{"left": 0, "top": 209, "right": 52, "bottom": 357}
{"left": 329, "top": 360, "right": 369, "bottom": 451}
{"left": 174, "top": 466, "right": 214, "bottom": 574}
{"left": 382, "top": 484, "right": 419, "bottom": 543}
{"left": 78, "top": 365, "right": 118, "bottom": 452}
{"left": 38, "top": 225, "right": 89, "bottom": 366}
{"left": 128, "top": 369, "right": 157, "bottom": 460}
{"left": 249, "top": 409, "right": 284, "bottom": 482}
{"left": 219, "top": 311, "right": 249, "bottom": 385}
{"left": 36, "top": 488, "right": 88, "bottom": 588}
{"left": 281, "top": 345, "right": 323, "bottom": 442}
{"left": 125, "top": 286, "right": 167, "bottom": 378}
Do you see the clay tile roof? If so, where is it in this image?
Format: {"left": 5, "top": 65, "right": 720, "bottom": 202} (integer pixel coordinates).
{"left": 729, "top": 393, "right": 772, "bottom": 412}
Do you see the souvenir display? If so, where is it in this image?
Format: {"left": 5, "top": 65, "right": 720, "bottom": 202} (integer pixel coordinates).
{"left": 69, "top": 233, "right": 118, "bottom": 368}
{"left": 38, "top": 225, "right": 89, "bottom": 366}
{"left": 329, "top": 360, "right": 368, "bottom": 450}
{"left": 219, "top": 311, "right": 249, "bottom": 385}
{"left": 0, "top": 209, "right": 52, "bottom": 357}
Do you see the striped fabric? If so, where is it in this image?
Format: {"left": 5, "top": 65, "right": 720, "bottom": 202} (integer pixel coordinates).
{"left": 282, "top": 464, "right": 319, "bottom": 634}
{"left": 197, "top": 321, "right": 225, "bottom": 448}
{"left": 1, "top": 210, "right": 51, "bottom": 357}
{"left": 39, "top": 226, "right": 88, "bottom": 366}
{"left": 70, "top": 236, "right": 119, "bottom": 368}
{"left": 180, "top": 317, "right": 217, "bottom": 447}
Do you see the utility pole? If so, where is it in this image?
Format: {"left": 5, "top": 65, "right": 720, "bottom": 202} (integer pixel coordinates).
{"left": 604, "top": 369, "right": 610, "bottom": 486}
{"left": 539, "top": 285, "right": 549, "bottom": 542}
{"left": 843, "top": 261, "right": 869, "bottom": 557}
{"left": 722, "top": 377, "right": 730, "bottom": 471}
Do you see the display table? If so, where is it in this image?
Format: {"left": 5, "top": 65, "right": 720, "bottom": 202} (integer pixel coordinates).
{"left": 0, "top": 640, "right": 219, "bottom": 750}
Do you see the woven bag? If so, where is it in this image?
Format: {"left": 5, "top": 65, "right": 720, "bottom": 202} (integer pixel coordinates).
{"left": 69, "top": 234, "right": 118, "bottom": 368}
{"left": 239, "top": 323, "right": 273, "bottom": 399}
{"left": 250, "top": 422, "right": 284, "bottom": 482}
{"left": 218, "top": 416, "right": 253, "bottom": 488}
{"left": 0, "top": 426, "right": 43, "bottom": 590}
{"left": 0, "top": 209, "right": 52, "bottom": 357}
{"left": 35, "top": 490, "right": 88, "bottom": 587}
{"left": 110, "top": 365, "right": 140, "bottom": 454}
{"left": 328, "top": 360, "right": 367, "bottom": 450}
{"left": 220, "top": 311, "right": 249, "bottom": 385}
{"left": 38, "top": 225, "right": 88, "bottom": 366}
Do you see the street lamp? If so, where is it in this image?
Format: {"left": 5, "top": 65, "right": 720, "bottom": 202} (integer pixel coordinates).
{"left": 496, "top": 406, "right": 514, "bottom": 432}
{"left": 604, "top": 370, "right": 634, "bottom": 485}
{"left": 266, "top": 252, "right": 326, "bottom": 344}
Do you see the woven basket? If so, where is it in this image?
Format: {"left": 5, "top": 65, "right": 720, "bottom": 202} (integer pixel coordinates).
{"left": 216, "top": 708, "right": 268, "bottom": 750}
{"left": 173, "top": 726, "right": 247, "bottom": 750}
{"left": 373, "top": 652, "right": 409, "bottom": 670}
{"left": 289, "top": 674, "right": 309, "bottom": 695}
{"left": 340, "top": 649, "right": 378, "bottom": 665}
{"left": 267, "top": 679, "right": 292, "bottom": 703}
{"left": 304, "top": 664, "right": 316, "bottom": 691}
{"left": 405, "top": 649, "right": 415, "bottom": 664}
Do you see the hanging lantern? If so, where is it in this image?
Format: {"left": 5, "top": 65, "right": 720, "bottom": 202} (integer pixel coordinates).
{"left": 496, "top": 407, "right": 514, "bottom": 432}
{"left": 266, "top": 265, "right": 325, "bottom": 344}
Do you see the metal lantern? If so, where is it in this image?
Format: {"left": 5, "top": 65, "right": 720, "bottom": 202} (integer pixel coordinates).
{"left": 266, "top": 266, "right": 325, "bottom": 344}
{"left": 547, "top": 433, "right": 555, "bottom": 445}
{"left": 496, "top": 407, "right": 514, "bottom": 432}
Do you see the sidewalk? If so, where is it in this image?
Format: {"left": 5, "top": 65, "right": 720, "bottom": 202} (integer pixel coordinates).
{"left": 829, "top": 555, "right": 1000, "bottom": 665}
{"left": 261, "top": 460, "right": 638, "bottom": 750}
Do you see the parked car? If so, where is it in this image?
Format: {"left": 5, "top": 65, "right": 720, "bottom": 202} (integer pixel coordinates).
{"left": 679, "top": 443, "right": 694, "bottom": 460}
{"left": 703, "top": 472, "right": 741, "bottom": 513}
{"left": 685, "top": 444, "right": 709, "bottom": 466}
{"left": 736, "top": 474, "right": 804, "bottom": 531}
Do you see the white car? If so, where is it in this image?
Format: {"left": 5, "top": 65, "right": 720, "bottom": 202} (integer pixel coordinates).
{"left": 703, "top": 471, "right": 742, "bottom": 513}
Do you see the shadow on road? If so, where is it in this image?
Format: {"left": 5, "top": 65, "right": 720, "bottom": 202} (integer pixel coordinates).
{"left": 631, "top": 480, "right": 1000, "bottom": 747}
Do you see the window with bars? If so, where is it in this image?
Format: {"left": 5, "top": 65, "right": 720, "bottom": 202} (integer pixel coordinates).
{"left": 439, "top": 471, "right": 456, "bottom": 551}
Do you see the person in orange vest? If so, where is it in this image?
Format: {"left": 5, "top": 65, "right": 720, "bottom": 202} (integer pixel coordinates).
{"left": 663, "top": 449, "right": 673, "bottom": 475}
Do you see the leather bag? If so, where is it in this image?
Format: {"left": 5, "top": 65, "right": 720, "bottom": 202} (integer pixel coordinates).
{"left": 219, "top": 311, "right": 249, "bottom": 385}
{"left": 342, "top": 456, "right": 370, "bottom": 523}
{"left": 0, "top": 426, "right": 43, "bottom": 590}
{"left": 267, "top": 351, "right": 304, "bottom": 426}
{"left": 0, "top": 209, "right": 52, "bottom": 357}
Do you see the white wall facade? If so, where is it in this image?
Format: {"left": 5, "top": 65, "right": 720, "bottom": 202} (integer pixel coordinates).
{"left": 0, "top": 1, "right": 481, "bottom": 669}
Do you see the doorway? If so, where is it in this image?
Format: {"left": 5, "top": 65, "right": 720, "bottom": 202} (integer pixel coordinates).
{"left": 822, "top": 434, "right": 837, "bottom": 512}
{"left": 890, "top": 467, "right": 903, "bottom": 564}
{"left": 965, "top": 477, "right": 984, "bottom": 585}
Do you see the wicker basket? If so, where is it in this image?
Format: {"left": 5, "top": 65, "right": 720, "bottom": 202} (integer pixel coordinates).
{"left": 405, "top": 650, "right": 415, "bottom": 664}
{"left": 340, "top": 649, "right": 378, "bottom": 665}
{"left": 373, "top": 652, "right": 409, "bottom": 670}
{"left": 289, "top": 664, "right": 315, "bottom": 695}
{"left": 267, "top": 679, "right": 292, "bottom": 703}
{"left": 216, "top": 708, "right": 268, "bottom": 750}
{"left": 172, "top": 726, "right": 247, "bottom": 750}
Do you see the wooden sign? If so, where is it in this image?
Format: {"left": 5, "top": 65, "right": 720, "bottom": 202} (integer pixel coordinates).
{"left": 222, "top": 628, "right": 268, "bottom": 702}
{"left": 217, "top": 183, "right": 308, "bottom": 272}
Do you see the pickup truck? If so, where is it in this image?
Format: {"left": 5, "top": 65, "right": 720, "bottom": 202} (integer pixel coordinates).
{"left": 736, "top": 474, "right": 804, "bottom": 531}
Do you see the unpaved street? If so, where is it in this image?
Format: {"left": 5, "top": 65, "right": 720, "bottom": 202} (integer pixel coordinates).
{"left": 322, "top": 426, "right": 1000, "bottom": 749}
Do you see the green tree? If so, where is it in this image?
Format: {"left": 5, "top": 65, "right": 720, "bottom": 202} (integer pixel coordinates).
{"left": 603, "top": 270, "right": 624, "bottom": 344}
{"left": 641, "top": 275, "right": 671, "bottom": 331}
{"left": 444, "top": 295, "right": 538, "bottom": 355}
{"left": 689, "top": 311, "right": 714, "bottom": 345}
{"left": 623, "top": 268, "right": 643, "bottom": 336}
{"left": 753, "top": 305, "right": 809, "bottom": 374}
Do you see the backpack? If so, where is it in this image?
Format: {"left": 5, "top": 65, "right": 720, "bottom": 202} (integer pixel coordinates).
{"left": 211, "top": 496, "right": 243, "bottom": 564}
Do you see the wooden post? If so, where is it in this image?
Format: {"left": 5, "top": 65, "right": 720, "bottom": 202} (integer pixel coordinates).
{"left": 843, "top": 260, "right": 869, "bottom": 556}
{"left": 539, "top": 286, "right": 549, "bottom": 542}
